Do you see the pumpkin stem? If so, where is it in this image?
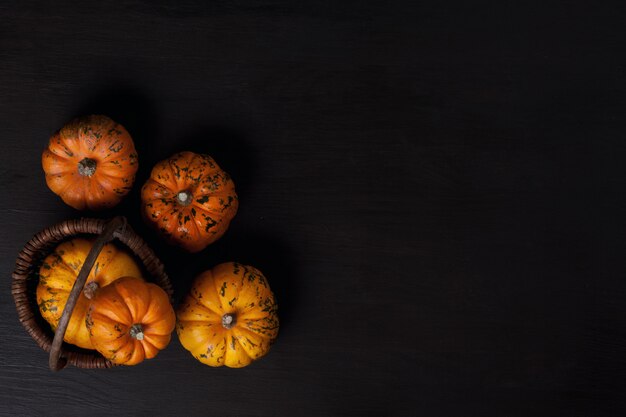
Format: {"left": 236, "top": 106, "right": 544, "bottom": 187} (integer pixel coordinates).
{"left": 221, "top": 313, "right": 236, "bottom": 329}
{"left": 78, "top": 158, "right": 97, "bottom": 177}
{"left": 129, "top": 324, "right": 144, "bottom": 340}
{"left": 176, "top": 191, "right": 193, "bottom": 206}
{"left": 83, "top": 281, "right": 99, "bottom": 300}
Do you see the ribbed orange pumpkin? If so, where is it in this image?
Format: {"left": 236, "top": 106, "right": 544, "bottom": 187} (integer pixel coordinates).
{"left": 36, "top": 238, "right": 143, "bottom": 349}
{"left": 141, "top": 151, "right": 238, "bottom": 252}
{"left": 177, "top": 262, "right": 279, "bottom": 368}
{"left": 42, "top": 115, "right": 138, "bottom": 210}
{"left": 86, "top": 277, "right": 175, "bottom": 365}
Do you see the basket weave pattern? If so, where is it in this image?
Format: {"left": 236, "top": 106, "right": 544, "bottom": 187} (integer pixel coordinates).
{"left": 11, "top": 218, "right": 172, "bottom": 369}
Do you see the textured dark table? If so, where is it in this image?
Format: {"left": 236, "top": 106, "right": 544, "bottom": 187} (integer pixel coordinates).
{"left": 1, "top": 1, "right": 625, "bottom": 416}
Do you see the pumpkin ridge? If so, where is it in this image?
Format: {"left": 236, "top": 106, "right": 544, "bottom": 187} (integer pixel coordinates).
{"left": 212, "top": 273, "right": 233, "bottom": 313}
{"left": 72, "top": 176, "right": 90, "bottom": 209}
{"left": 222, "top": 333, "right": 252, "bottom": 368}
{"left": 40, "top": 285, "right": 70, "bottom": 298}
{"left": 231, "top": 328, "right": 261, "bottom": 360}
{"left": 87, "top": 310, "right": 129, "bottom": 338}
{"left": 144, "top": 174, "right": 173, "bottom": 192}
{"left": 183, "top": 206, "right": 203, "bottom": 243}
{"left": 122, "top": 340, "right": 145, "bottom": 365}
{"left": 190, "top": 199, "right": 231, "bottom": 216}
{"left": 142, "top": 333, "right": 172, "bottom": 350}
{"left": 84, "top": 178, "right": 106, "bottom": 211}
{"left": 95, "top": 165, "right": 136, "bottom": 181}
{"left": 52, "top": 173, "right": 83, "bottom": 204}
{"left": 132, "top": 340, "right": 147, "bottom": 364}
{"left": 238, "top": 306, "right": 277, "bottom": 321}
{"left": 140, "top": 323, "right": 175, "bottom": 337}
{"left": 42, "top": 147, "right": 73, "bottom": 168}
{"left": 76, "top": 117, "right": 95, "bottom": 155}
{"left": 50, "top": 130, "right": 81, "bottom": 160}
{"left": 185, "top": 152, "right": 207, "bottom": 185}
{"left": 177, "top": 318, "right": 222, "bottom": 329}
{"left": 232, "top": 335, "right": 254, "bottom": 362}
{"left": 89, "top": 304, "right": 132, "bottom": 327}
{"left": 102, "top": 284, "right": 136, "bottom": 324}
{"left": 142, "top": 284, "right": 176, "bottom": 325}
{"left": 42, "top": 163, "right": 73, "bottom": 177}
{"left": 188, "top": 290, "right": 224, "bottom": 317}
{"left": 82, "top": 115, "right": 118, "bottom": 154}
{"left": 190, "top": 331, "right": 222, "bottom": 358}
{"left": 138, "top": 336, "right": 159, "bottom": 359}
{"left": 96, "top": 143, "right": 135, "bottom": 162}
{"left": 44, "top": 252, "right": 76, "bottom": 279}
{"left": 142, "top": 181, "right": 175, "bottom": 203}
{"left": 86, "top": 174, "right": 122, "bottom": 195}
{"left": 54, "top": 243, "right": 91, "bottom": 276}
{"left": 167, "top": 154, "right": 189, "bottom": 190}
{"left": 232, "top": 325, "right": 267, "bottom": 344}
{"left": 112, "top": 279, "right": 152, "bottom": 323}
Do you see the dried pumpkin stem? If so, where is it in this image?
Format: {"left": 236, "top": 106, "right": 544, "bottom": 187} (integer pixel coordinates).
{"left": 129, "top": 324, "right": 144, "bottom": 340}
{"left": 78, "top": 158, "right": 97, "bottom": 177}
{"left": 222, "top": 313, "right": 236, "bottom": 329}
{"left": 83, "top": 281, "right": 99, "bottom": 300}
{"left": 176, "top": 190, "right": 192, "bottom": 206}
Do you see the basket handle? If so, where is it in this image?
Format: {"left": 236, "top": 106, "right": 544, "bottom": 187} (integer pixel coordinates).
{"left": 49, "top": 216, "right": 127, "bottom": 371}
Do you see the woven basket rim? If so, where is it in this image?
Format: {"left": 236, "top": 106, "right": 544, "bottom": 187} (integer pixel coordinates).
{"left": 11, "top": 217, "right": 172, "bottom": 369}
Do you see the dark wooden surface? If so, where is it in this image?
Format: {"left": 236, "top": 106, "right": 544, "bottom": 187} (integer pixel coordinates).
{"left": 1, "top": 1, "right": 625, "bottom": 416}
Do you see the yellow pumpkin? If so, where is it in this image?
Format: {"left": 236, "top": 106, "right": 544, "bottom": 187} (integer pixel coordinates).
{"left": 37, "top": 238, "right": 143, "bottom": 349}
{"left": 176, "top": 262, "right": 279, "bottom": 368}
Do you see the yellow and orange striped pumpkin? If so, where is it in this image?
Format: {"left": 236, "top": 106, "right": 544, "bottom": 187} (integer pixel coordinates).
{"left": 177, "top": 262, "right": 279, "bottom": 368}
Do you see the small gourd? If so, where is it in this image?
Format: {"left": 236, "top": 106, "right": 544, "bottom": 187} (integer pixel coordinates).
{"left": 86, "top": 277, "right": 175, "bottom": 365}
{"left": 42, "top": 115, "right": 138, "bottom": 210}
{"left": 141, "top": 151, "right": 238, "bottom": 252}
{"left": 176, "top": 262, "right": 279, "bottom": 368}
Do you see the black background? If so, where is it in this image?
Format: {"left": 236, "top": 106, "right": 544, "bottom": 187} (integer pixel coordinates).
{"left": 1, "top": 1, "right": 625, "bottom": 416}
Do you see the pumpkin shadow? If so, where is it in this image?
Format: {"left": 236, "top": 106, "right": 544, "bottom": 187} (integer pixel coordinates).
{"left": 160, "top": 125, "right": 256, "bottom": 199}
{"left": 71, "top": 83, "right": 160, "bottom": 176}
{"left": 70, "top": 84, "right": 160, "bottom": 230}
{"left": 221, "top": 232, "right": 299, "bottom": 335}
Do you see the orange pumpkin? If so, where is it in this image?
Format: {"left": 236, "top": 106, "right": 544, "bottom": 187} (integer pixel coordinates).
{"left": 37, "top": 238, "right": 143, "bottom": 349}
{"left": 176, "top": 262, "right": 279, "bottom": 368}
{"left": 86, "top": 277, "right": 175, "bottom": 365}
{"left": 42, "top": 115, "right": 138, "bottom": 210}
{"left": 141, "top": 151, "right": 238, "bottom": 252}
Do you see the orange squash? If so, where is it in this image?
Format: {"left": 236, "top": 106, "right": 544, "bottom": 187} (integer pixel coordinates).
{"left": 86, "top": 277, "right": 175, "bottom": 365}
{"left": 176, "top": 262, "right": 279, "bottom": 368}
{"left": 36, "top": 238, "right": 143, "bottom": 349}
{"left": 42, "top": 115, "right": 138, "bottom": 210}
{"left": 141, "top": 151, "right": 238, "bottom": 252}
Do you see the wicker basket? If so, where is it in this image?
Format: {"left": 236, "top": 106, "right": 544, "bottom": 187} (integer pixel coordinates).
{"left": 11, "top": 216, "right": 172, "bottom": 371}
